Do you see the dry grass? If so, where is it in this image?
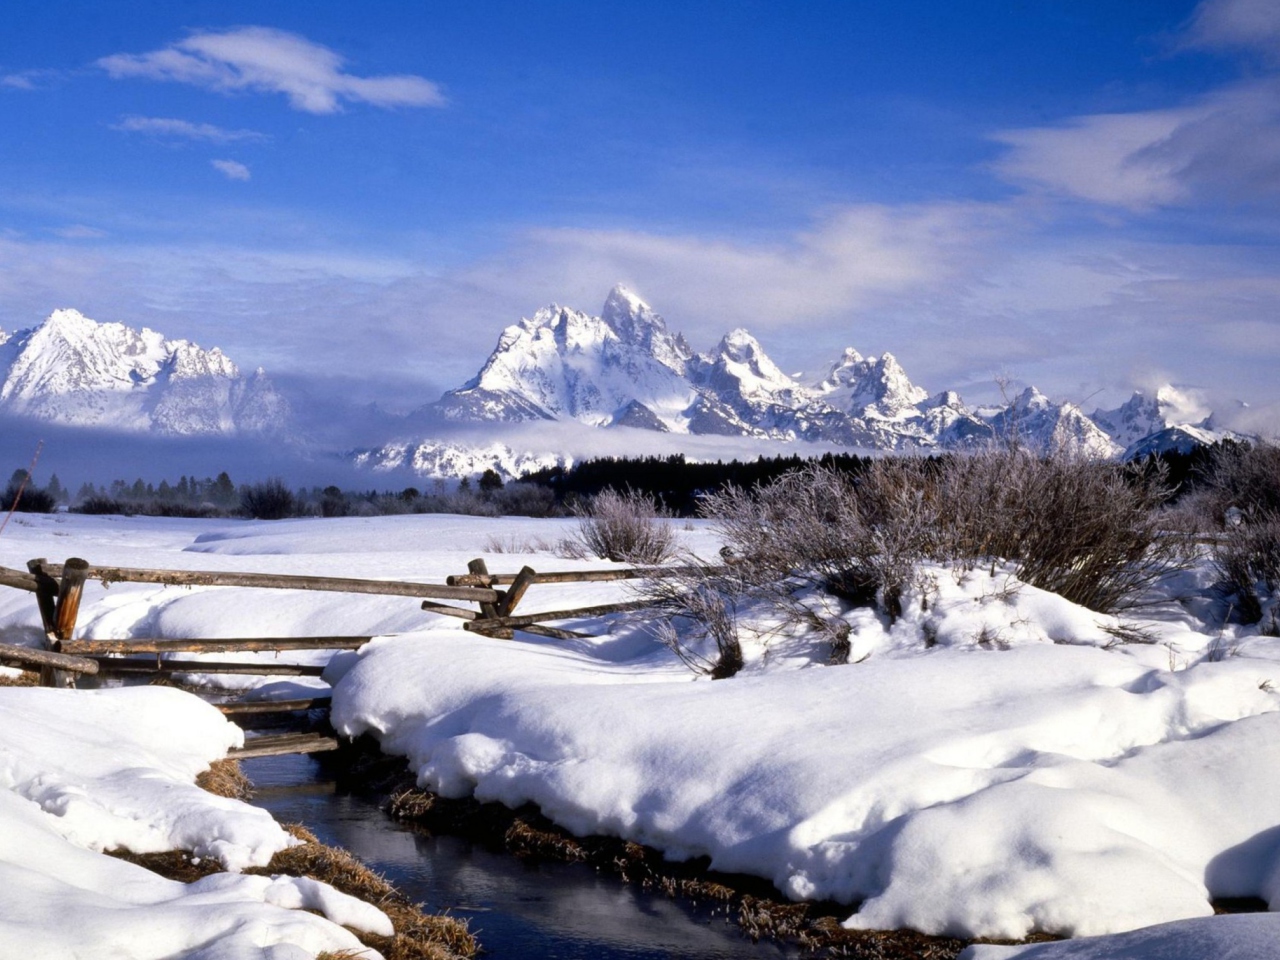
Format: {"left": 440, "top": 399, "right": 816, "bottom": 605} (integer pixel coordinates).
{"left": 483, "top": 533, "right": 553, "bottom": 554}
{"left": 0, "top": 669, "right": 38, "bottom": 686}
{"left": 383, "top": 778, "right": 1058, "bottom": 958}
{"left": 253, "top": 824, "right": 476, "bottom": 960}
{"left": 196, "top": 758, "right": 254, "bottom": 800}
{"left": 110, "top": 815, "right": 476, "bottom": 959}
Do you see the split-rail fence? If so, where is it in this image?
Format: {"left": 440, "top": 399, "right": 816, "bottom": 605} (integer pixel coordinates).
{"left": 0, "top": 556, "right": 715, "bottom": 756}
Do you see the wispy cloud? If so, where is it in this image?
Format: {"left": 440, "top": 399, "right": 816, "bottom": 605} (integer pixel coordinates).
{"left": 111, "top": 115, "right": 267, "bottom": 143}
{"left": 1, "top": 68, "right": 64, "bottom": 91}
{"left": 1180, "top": 0, "right": 1280, "bottom": 62}
{"left": 50, "top": 225, "right": 107, "bottom": 240}
{"left": 97, "top": 26, "right": 446, "bottom": 114}
{"left": 211, "top": 159, "right": 251, "bottom": 181}
{"left": 992, "top": 80, "right": 1280, "bottom": 210}
{"left": 992, "top": 0, "right": 1280, "bottom": 211}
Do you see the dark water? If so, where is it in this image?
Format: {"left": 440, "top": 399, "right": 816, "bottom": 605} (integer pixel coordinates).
{"left": 243, "top": 754, "right": 797, "bottom": 960}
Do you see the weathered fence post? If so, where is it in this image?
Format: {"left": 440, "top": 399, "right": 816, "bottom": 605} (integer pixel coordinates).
{"left": 27, "top": 558, "right": 64, "bottom": 687}
{"left": 26, "top": 557, "right": 90, "bottom": 687}
{"left": 54, "top": 558, "right": 90, "bottom": 647}
{"left": 466, "top": 558, "right": 514, "bottom": 639}
{"left": 497, "top": 565, "right": 537, "bottom": 618}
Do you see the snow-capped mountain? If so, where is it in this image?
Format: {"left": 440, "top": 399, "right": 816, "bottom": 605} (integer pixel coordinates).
{"left": 992, "top": 387, "right": 1121, "bottom": 459}
{"left": 369, "top": 285, "right": 1247, "bottom": 479}
{"left": 420, "top": 285, "right": 1079, "bottom": 455}
{"left": 435, "top": 286, "right": 696, "bottom": 427}
{"left": 428, "top": 286, "right": 998, "bottom": 452}
{"left": 353, "top": 440, "right": 565, "bottom": 481}
{"left": 1090, "top": 386, "right": 1238, "bottom": 458}
{"left": 0, "top": 308, "right": 288, "bottom": 436}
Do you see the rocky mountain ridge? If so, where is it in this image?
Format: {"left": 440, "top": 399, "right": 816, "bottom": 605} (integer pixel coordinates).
{"left": 408, "top": 285, "right": 1242, "bottom": 470}
{"left": 365, "top": 284, "right": 1248, "bottom": 478}
{"left": 0, "top": 308, "right": 288, "bottom": 436}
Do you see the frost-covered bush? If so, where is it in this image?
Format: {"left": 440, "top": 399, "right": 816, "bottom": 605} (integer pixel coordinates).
{"left": 1215, "top": 518, "right": 1280, "bottom": 626}
{"left": 704, "top": 448, "right": 1178, "bottom": 619}
{"left": 72, "top": 495, "right": 130, "bottom": 516}
{"left": 707, "top": 461, "right": 935, "bottom": 618}
{"left": 563, "top": 487, "right": 677, "bottom": 564}
{"left": 645, "top": 563, "right": 746, "bottom": 678}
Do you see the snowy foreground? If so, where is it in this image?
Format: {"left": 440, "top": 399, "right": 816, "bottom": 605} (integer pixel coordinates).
{"left": 3, "top": 512, "right": 1280, "bottom": 958}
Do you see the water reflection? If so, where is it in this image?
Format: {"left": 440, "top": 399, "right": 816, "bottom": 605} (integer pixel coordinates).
{"left": 244, "top": 755, "right": 796, "bottom": 959}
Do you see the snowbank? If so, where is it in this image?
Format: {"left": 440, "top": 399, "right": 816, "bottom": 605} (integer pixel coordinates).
{"left": 5, "top": 512, "right": 1280, "bottom": 950}
{"left": 0, "top": 684, "right": 389, "bottom": 958}
{"left": 961, "top": 913, "right": 1280, "bottom": 959}
{"left": 331, "top": 634, "right": 1280, "bottom": 938}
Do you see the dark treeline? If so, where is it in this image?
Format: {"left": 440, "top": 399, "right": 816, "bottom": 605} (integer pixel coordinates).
{"left": 522, "top": 452, "right": 876, "bottom": 515}
{"left": 0, "top": 443, "right": 1237, "bottom": 521}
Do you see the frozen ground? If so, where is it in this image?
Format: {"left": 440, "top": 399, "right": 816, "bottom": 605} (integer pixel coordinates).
{"left": 2, "top": 511, "right": 1280, "bottom": 957}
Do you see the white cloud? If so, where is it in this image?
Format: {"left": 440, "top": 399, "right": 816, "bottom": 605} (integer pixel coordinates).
{"left": 461, "top": 202, "right": 1008, "bottom": 347}
{"left": 1181, "top": 0, "right": 1280, "bottom": 61}
{"left": 50, "top": 225, "right": 107, "bottom": 239}
{"left": 1, "top": 69, "right": 63, "bottom": 91}
{"left": 112, "top": 115, "right": 266, "bottom": 143}
{"left": 992, "top": 81, "right": 1280, "bottom": 210}
{"left": 211, "top": 159, "right": 251, "bottom": 181}
{"left": 97, "top": 27, "right": 446, "bottom": 114}
{"left": 1, "top": 199, "right": 1278, "bottom": 435}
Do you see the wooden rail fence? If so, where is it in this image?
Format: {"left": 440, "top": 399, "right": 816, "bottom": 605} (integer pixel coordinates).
{"left": 0, "top": 553, "right": 715, "bottom": 754}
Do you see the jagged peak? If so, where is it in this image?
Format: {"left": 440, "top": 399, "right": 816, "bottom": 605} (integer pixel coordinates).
{"left": 602, "top": 283, "right": 651, "bottom": 319}
{"left": 924, "top": 390, "right": 965, "bottom": 410}
{"left": 1013, "top": 385, "right": 1051, "bottom": 409}
{"left": 717, "top": 327, "right": 765, "bottom": 361}
{"left": 36, "top": 307, "right": 98, "bottom": 338}
{"left": 818, "top": 347, "right": 866, "bottom": 389}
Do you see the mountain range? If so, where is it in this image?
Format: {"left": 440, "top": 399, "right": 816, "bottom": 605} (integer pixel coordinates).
{"left": 392, "top": 285, "right": 1239, "bottom": 472}
{"left": 0, "top": 293, "right": 1245, "bottom": 479}
{"left": 0, "top": 308, "right": 288, "bottom": 437}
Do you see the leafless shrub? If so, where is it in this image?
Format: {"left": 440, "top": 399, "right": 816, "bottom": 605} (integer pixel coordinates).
{"left": 705, "top": 448, "right": 1178, "bottom": 618}
{"left": 1214, "top": 515, "right": 1280, "bottom": 624}
{"left": 240, "top": 478, "right": 296, "bottom": 520}
{"left": 561, "top": 487, "right": 677, "bottom": 564}
{"left": 644, "top": 563, "right": 745, "bottom": 678}
{"left": 939, "top": 447, "right": 1181, "bottom": 612}
{"left": 1187, "top": 442, "right": 1280, "bottom": 624}
{"left": 1198, "top": 442, "right": 1280, "bottom": 527}
{"left": 706, "top": 461, "right": 937, "bottom": 618}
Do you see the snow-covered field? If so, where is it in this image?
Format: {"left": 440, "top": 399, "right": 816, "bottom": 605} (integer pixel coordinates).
{"left": 2, "top": 511, "right": 1280, "bottom": 958}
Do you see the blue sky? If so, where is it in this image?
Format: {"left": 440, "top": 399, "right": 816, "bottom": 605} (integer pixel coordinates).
{"left": 2, "top": 0, "right": 1279, "bottom": 429}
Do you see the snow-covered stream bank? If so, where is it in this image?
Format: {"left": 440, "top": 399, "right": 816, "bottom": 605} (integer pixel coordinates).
{"left": 246, "top": 753, "right": 798, "bottom": 959}
{"left": 3, "top": 512, "right": 1280, "bottom": 957}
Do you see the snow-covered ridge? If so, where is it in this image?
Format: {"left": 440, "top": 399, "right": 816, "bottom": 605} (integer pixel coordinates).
{"left": 375, "top": 285, "right": 1241, "bottom": 478}
{"left": 0, "top": 308, "right": 289, "bottom": 436}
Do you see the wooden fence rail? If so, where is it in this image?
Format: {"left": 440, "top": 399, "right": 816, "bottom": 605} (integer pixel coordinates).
{"left": 63, "top": 636, "right": 376, "bottom": 656}
{"left": 34, "top": 561, "right": 500, "bottom": 604}
{"left": 91, "top": 658, "right": 327, "bottom": 677}
{"left": 0, "top": 566, "right": 37, "bottom": 593}
{"left": 0, "top": 641, "right": 99, "bottom": 676}
{"left": 0, "top": 552, "right": 683, "bottom": 762}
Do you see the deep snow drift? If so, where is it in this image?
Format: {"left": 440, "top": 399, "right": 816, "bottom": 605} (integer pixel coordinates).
{"left": 0, "top": 684, "right": 389, "bottom": 958}
{"left": 2, "top": 511, "right": 1279, "bottom": 957}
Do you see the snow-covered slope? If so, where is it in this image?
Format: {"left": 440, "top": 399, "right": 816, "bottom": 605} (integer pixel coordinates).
{"left": 1091, "top": 387, "right": 1241, "bottom": 458}
{"left": 0, "top": 308, "right": 289, "bottom": 436}
{"left": 353, "top": 439, "right": 565, "bottom": 481}
{"left": 380, "top": 285, "right": 1198, "bottom": 478}
{"left": 435, "top": 286, "right": 695, "bottom": 428}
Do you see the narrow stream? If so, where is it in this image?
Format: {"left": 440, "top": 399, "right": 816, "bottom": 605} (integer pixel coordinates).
{"left": 243, "top": 754, "right": 799, "bottom": 959}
